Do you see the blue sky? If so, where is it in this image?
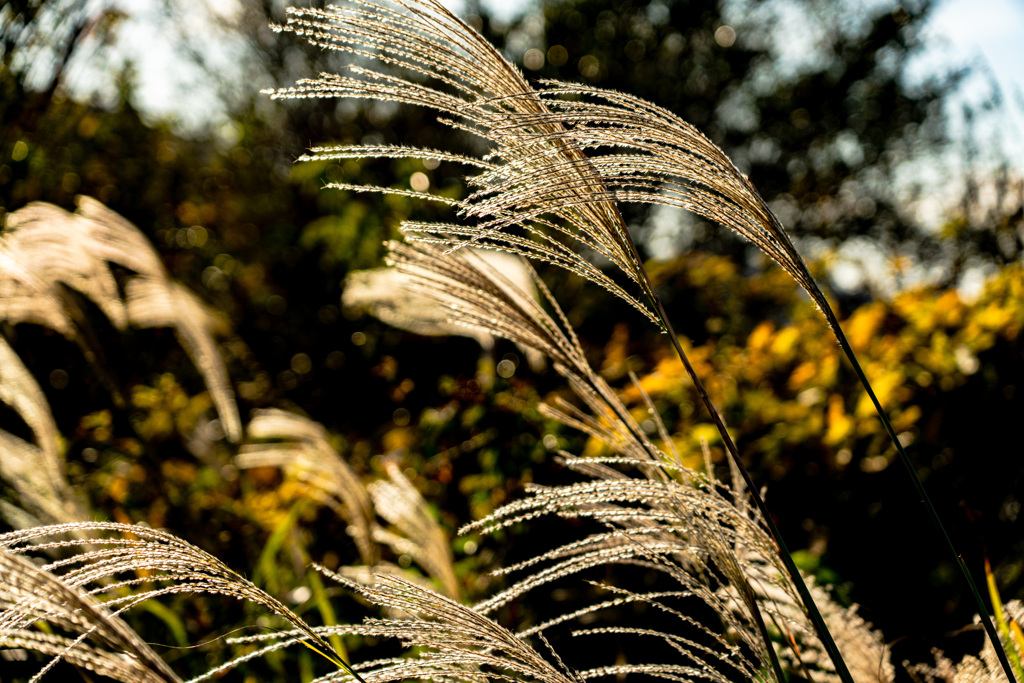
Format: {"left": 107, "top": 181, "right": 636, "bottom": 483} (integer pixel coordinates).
{"left": 913, "top": 0, "right": 1024, "bottom": 160}
{"left": 925, "top": 0, "right": 1024, "bottom": 104}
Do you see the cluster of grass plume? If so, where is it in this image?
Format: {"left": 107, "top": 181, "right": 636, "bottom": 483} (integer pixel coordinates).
{"left": 0, "top": 1, "right": 1021, "bottom": 682}
{"left": 264, "top": 1, "right": 1014, "bottom": 680}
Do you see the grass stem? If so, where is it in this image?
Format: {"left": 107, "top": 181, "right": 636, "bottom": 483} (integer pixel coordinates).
{"left": 625, "top": 231, "right": 853, "bottom": 683}
{"left": 819, "top": 303, "right": 1018, "bottom": 683}
{"left": 652, "top": 294, "right": 854, "bottom": 683}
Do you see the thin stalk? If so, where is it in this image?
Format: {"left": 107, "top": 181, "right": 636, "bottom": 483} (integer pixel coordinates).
{"left": 624, "top": 234, "right": 854, "bottom": 683}
{"left": 738, "top": 559, "right": 790, "bottom": 683}
{"left": 651, "top": 293, "right": 855, "bottom": 683}
{"left": 819, "top": 303, "right": 1018, "bottom": 683}
{"left": 987, "top": 559, "right": 1024, "bottom": 681}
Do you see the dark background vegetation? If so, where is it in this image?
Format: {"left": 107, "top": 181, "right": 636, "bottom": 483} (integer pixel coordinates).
{"left": 1, "top": 0, "right": 1022, "bottom": 680}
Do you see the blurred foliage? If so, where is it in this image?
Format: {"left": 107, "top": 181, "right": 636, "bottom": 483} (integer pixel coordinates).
{"left": 623, "top": 253, "right": 1024, "bottom": 620}
{"left": 630, "top": 255, "right": 1023, "bottom": 467}
{"left": 1, "top": 0, "right": 1023, "bottom": 680}
{"left": 512, "top": 0, "right": 1002, "bottom": 268}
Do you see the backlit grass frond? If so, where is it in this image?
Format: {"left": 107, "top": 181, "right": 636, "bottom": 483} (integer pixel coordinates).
{"left": 0, "top": 335, "right": 61, "bottom": 473}
{"left": 238, "top": 408, "right": 378, "bottom": 565}
{"left": 265, "top": 0, "right": 658, "bottom": 325}
{"left": 0, "top": 430, "right": 87, "bottom": 532}
{"left": 478, "top": 83, "right": 826, "bottom": 315}
{"left": 462, "top": 467, "right": 782, "bottom": 682}
{"left": 268, "top": 0, "right": 833, "bottom": 327}
{"left": 499, "top": 366, "right": 889, "bottom": 683}
{"left": 0, "top": 337, "right": 88, "bottom": 529}
{"left": 238, "top": 410, "right": 460, "bottom": 597}
{"left": 343, "top": 248, "right": 544, "bottom": 371}
{"left": 385, "top": 240, "right": 587, "bottom": 377}
{"left": 266, "top": 1, "right": 839, "bottom": 330}
{"left": 0, "top": 522, "right": 351, "bottom": 676}
{"left": 0, "top": 548, "right": 182, "bottom": 683}
{"left": 124, "top": 278, "right": 241, "bottom": 442}
{"left": 386, "top": 240, "right": 664, "bottom": 468}
{"left": 0, "top": 198, "right": 242, "bottom": 444}
{"left": 464, "top": 447, "right": 891, "bottom": 683}
{"left": 2, "top": 200, "right": 128, "bottom": 330}
{"left": 1, "top": 196, "right": 170, "bottom": 332}
{"left": 368, "top": 460, "right": 459, "bottom": 599}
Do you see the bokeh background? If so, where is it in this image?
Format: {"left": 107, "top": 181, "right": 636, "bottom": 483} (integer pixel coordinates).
{"left": 2, "top": 0, "right": 1023, "bottom": 679}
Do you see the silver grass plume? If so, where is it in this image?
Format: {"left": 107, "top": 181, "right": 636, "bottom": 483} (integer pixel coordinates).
{"left": 0, "top": 316, "right": 88, "bottom": 529}
{"left": 367, "top": 459, "right": 459, "bottom": 598}
{"left": 466, "top": 465, "right": 781, "bottom": 683}
{"left": 385, "top": 240, "right": 663, "bottom": 472}
{"left": 0, "top": 549, "right": 181, "bottom": 683}
{"left": 472, "top": 83, "right": 826, "bottom": 316}
{"left": 342, "top": 248, "right": 545, "bottom": 372}
{"left": 465, "top": 396, "right": 895, "bottom": 683}
{"left": 226, "top": 570, "right": 584, "bottom": 683}
{"left": 238, "top": 408, "right": 378, "bottom": 565}
{"left": 264, "top": 0, "right": 660, "bottom": 326}
{"left": 0, "top": 336, "right": 63, "bottom": 481}
{"left": 237, "top": 409, "right": 460, "bottom": 598}
{"left": 387, "top": 238, "right": 894, "bottom": 682}
{"left": 0, "top": 430, "right": 87, "bottom": 532}
{"left": 385, "top": 241, "right": 588, "bottom": 378}
{"left": 1, "top": 197, "right": 168, "bottom": 333}
{"left": 267, "top": 1, "right": 825, "bottom": 327}
{"left": 0, "top": 198, "right": 241, "bottom": 443}
{"left": 0, "top": 522, "right": 357, "bottom": 679}
{"left": 0, "top": 199, "right": 129, "bottom": 335}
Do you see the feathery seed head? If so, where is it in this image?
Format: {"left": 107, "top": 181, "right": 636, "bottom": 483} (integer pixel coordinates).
{"left": 0, "top": 523, "right": 350, "bottom": 678}
{"left": 270, "top": 0, "right": 831, "bottom": 331}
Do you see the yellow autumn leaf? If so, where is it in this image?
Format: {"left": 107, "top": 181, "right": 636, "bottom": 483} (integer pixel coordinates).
{"left": 769, "top": 327, "right": 801, "bottom": 357}
{"left": 824, "top": 394, "right": 854, "bottom": 446}
{"left": 748, "top": 321, "right": 775, "bottom": 352}
{"left": 846, "top": 302, "right": 886, "bottom": 352}
{"left": 788, "top": 361, "right": 818, "bottom": 391}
